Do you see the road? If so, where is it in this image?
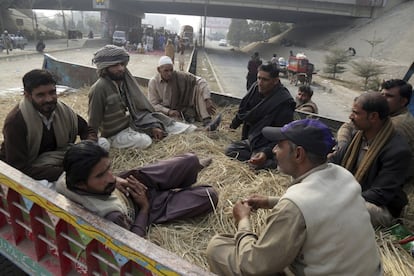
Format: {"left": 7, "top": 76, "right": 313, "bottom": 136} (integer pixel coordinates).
{"left": 204, "top": 39, "right": 358, "bottom": 122}
{"left": 0, "top": 48, "right": 162, "bottom": 92}
{"left": 0, "top": 39, "right": 356, "bottom": 122}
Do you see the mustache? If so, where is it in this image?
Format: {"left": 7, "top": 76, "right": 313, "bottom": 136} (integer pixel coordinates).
{"left": 104, "top": 182, "right": 116, "bottom": 192}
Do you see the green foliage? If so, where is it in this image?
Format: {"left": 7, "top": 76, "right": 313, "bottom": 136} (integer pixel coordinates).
{"left": 227, "top": 19, "right": 290, "bottom": 46}
{"left": 351, "top": 59, "right": 384, "bottom": 90}
{"left": 227, "top": 19, "right": 248, "bottom": 47}
{"left": 44, "top": 19, "right": 60, "bottom": 30}
{"left": 323, "top": 48, "right": 350, "bottom": 79}
{"left": 86, "top": 17, "right": 101, "bottom": 34}
{"left": 269, "top": 22, "right": 290, "bottom": 37}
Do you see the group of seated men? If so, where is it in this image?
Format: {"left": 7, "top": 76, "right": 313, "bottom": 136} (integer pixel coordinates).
{"left": 0, "top": 43, "right": 413, "bottom": 274}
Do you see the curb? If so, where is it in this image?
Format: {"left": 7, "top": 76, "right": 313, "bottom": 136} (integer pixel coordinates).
{"left": 202, "top": 49, "right": 225, "bottom": 94}
{"left": 0, "top": 46, "right": 85, "bottom": 61}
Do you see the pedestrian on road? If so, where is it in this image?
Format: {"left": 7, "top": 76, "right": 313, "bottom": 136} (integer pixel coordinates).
{"left": 164, "top": 39, "right": 175, "bottom": 63}
{"left": 177, "top": 39, "right": 185, "bottom": 71}
{"left": 270, "top": 53, "right": 278, "bottom": 67}
{"left": 2, "top": 30, "right": 13, "bottom": 55}
{"left": 246, "top": 52, "right": 262, "bottom": 90}
{"left": 208, "top": 119, "right": 382, "bottom": 276}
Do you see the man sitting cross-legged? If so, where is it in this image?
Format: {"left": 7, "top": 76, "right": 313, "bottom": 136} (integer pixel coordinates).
{"left": 0, "top": 69, "right": 97, "bottom": 184}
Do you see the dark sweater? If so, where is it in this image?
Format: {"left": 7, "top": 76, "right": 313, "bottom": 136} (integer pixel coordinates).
{"left": 330, "top": 132, "right": 411, "bottom": 217}
{"left": 230, "top": 82, "right": 295, "bottom": 158}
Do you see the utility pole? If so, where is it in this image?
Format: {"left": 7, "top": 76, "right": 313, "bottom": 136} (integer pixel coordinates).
{"left": 203, "top": 4, "right": 207, "bottom": 48}
{"left": 32, "top": 10, "right": 38, "bottom": 42}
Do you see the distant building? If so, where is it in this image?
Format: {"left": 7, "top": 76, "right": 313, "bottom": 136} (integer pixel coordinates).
{"left": 143, "top": 14, "right": 167, "bottom": 29}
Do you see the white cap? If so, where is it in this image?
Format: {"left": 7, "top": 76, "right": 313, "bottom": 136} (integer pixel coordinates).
{"left": 158, "top": 56, "right": 173, "bottom": 67}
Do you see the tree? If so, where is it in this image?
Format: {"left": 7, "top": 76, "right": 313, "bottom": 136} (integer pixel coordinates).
{"left": 247, "top": 20, "right": 269, "bottom": 42}
{"left": 86, "top": 17, "right": 101, "bottom": 34}
{"left": 351, "top": 59, "right": 384, "bottom": 90}
{"left": 363, "top": 31, "right": 384, "bottom": 57}
{"left": 269, "top": 22, "right": 290, "bottom": 37}
{"left": 227, "top": 19, "right": 248, "bottom": 47}
{"left": 323, "top": 48, "right": 350, "bottom": 79}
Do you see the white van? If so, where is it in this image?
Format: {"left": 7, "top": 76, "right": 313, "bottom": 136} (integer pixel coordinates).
{"left": 112, "top": 31, "right": 127, "bottom": 46}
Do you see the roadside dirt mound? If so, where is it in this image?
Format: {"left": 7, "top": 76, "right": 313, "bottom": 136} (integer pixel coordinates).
{"left": 242, "top": 1, "right": 414, "bottom": 86}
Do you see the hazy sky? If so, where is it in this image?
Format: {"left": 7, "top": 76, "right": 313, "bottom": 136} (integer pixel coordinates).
{"left": 35, "top": 10, "right": 200, "bottom": 29}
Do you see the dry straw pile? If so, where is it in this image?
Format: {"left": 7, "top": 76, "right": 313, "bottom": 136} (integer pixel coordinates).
{"left": 0, "top": 88, "right": 413, "bottom": 275}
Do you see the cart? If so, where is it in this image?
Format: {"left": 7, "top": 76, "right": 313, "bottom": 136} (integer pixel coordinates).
{"left": 287, "top": 54, "right": 314, "bottom": 86}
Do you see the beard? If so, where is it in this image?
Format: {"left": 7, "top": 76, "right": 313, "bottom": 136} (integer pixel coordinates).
{"left": 103, "top": 182, "right": 116, "bottom": 195}
{"left": 296, "top": 99, "right": 306, "bottom": 105}
{"left": 31, "top": 99, "right": 57, "bottom": 116}
{"left": 106, "top": 69, "right": 125, "bottom": 81}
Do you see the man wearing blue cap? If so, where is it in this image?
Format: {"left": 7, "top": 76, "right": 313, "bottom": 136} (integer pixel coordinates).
{"left": 207, "top": 119, "right": 381, "bottom": 276}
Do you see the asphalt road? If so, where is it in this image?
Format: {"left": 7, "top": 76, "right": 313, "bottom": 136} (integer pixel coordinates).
{"left": 204, "top": 39, "right": 357, "bottom": 122}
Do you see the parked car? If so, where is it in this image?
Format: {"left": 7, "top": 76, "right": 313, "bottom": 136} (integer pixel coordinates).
{"left": 218, "top": 39, "right": 227, "bottom": 46}
{"left": 112, "top": 30, "right": 127, "bottom": 46}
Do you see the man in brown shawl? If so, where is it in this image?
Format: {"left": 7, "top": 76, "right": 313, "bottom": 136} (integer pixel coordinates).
{"left": 148, "top": 56, "right": 220, "bottom": 130}
{"left": 88, "top": 45, "right": 194, "bottom": 150}
{"left": 330, "top": 92, "right": 411, "bottom": 227}
{"left": 0, "top": 69, "right": 97, "bottom": 183}
{"left": 336, "top": 79, "right": 414, "bottom": 193}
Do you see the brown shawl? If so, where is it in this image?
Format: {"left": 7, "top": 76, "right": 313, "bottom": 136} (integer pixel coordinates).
{"left": 341, "top": 118, "right": 394, "bottom": 183}
{"left": 169, "top": 71, "right": 197, "bottom": 116}
{"left": 19, "top": 97, "right": 78, "bottom": 166}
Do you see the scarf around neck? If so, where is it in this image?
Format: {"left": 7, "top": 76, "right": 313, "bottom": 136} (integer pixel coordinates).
{"left": 341, "top": 118, "right": 394, "bottom": 183}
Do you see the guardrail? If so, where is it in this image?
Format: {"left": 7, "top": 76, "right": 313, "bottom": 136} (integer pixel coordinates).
{"left": 42, "top": 53, "right": 345, "bottom": 133}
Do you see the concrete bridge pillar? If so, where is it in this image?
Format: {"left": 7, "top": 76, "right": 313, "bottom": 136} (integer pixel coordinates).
{"left": 100, "top": 10, "right": 142, "bottom": 41}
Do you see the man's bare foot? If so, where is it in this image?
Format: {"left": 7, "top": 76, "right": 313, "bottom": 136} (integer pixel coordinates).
{"left": 199, "top": 157, "right": 213, "bottom": 170}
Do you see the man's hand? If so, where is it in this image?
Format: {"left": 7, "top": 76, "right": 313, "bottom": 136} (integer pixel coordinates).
{"left": 115, "top": 176, "right": 128, "bottom": 194}
{"left": 152, "top": 128, "right": 165, "bottom": 140}
{"left": 248, "top": 152, "right": 267, "bottom": 166}
{"left": 233, "top": 200, "right": 252, "bottom": 225}
{"left": 123, "top": 175, "right": 150, "bottom": 211}
{"left": 205, "top": 98, "right": 216, "bottom": 116}
{"left": 167, "top": 109, "right": 181, "bottom": 119}
{"left": 243, "top": 194, "right": 271, "bottom": 210}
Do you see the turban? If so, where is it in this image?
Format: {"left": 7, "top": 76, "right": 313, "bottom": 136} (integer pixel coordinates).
{"left": 158, "top": 56, "right": 173, "bottom": 67}
{"left": 92, "top": 45, "right": 130, "bottom": 70}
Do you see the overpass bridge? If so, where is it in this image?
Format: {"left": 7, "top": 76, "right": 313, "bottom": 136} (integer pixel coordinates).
{"left": 8, "top": 0, "right": 405, "bottom": 22}
{"left": 4, "top": 0, "right": 405, "bottom": 39}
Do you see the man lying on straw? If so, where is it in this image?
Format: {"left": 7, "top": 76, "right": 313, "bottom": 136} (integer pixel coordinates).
{"left": 207, "top": 119, "right": 382, "bottom": 275}
{"left": 57, "top": 141, "right": 218, "bottom": 237}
